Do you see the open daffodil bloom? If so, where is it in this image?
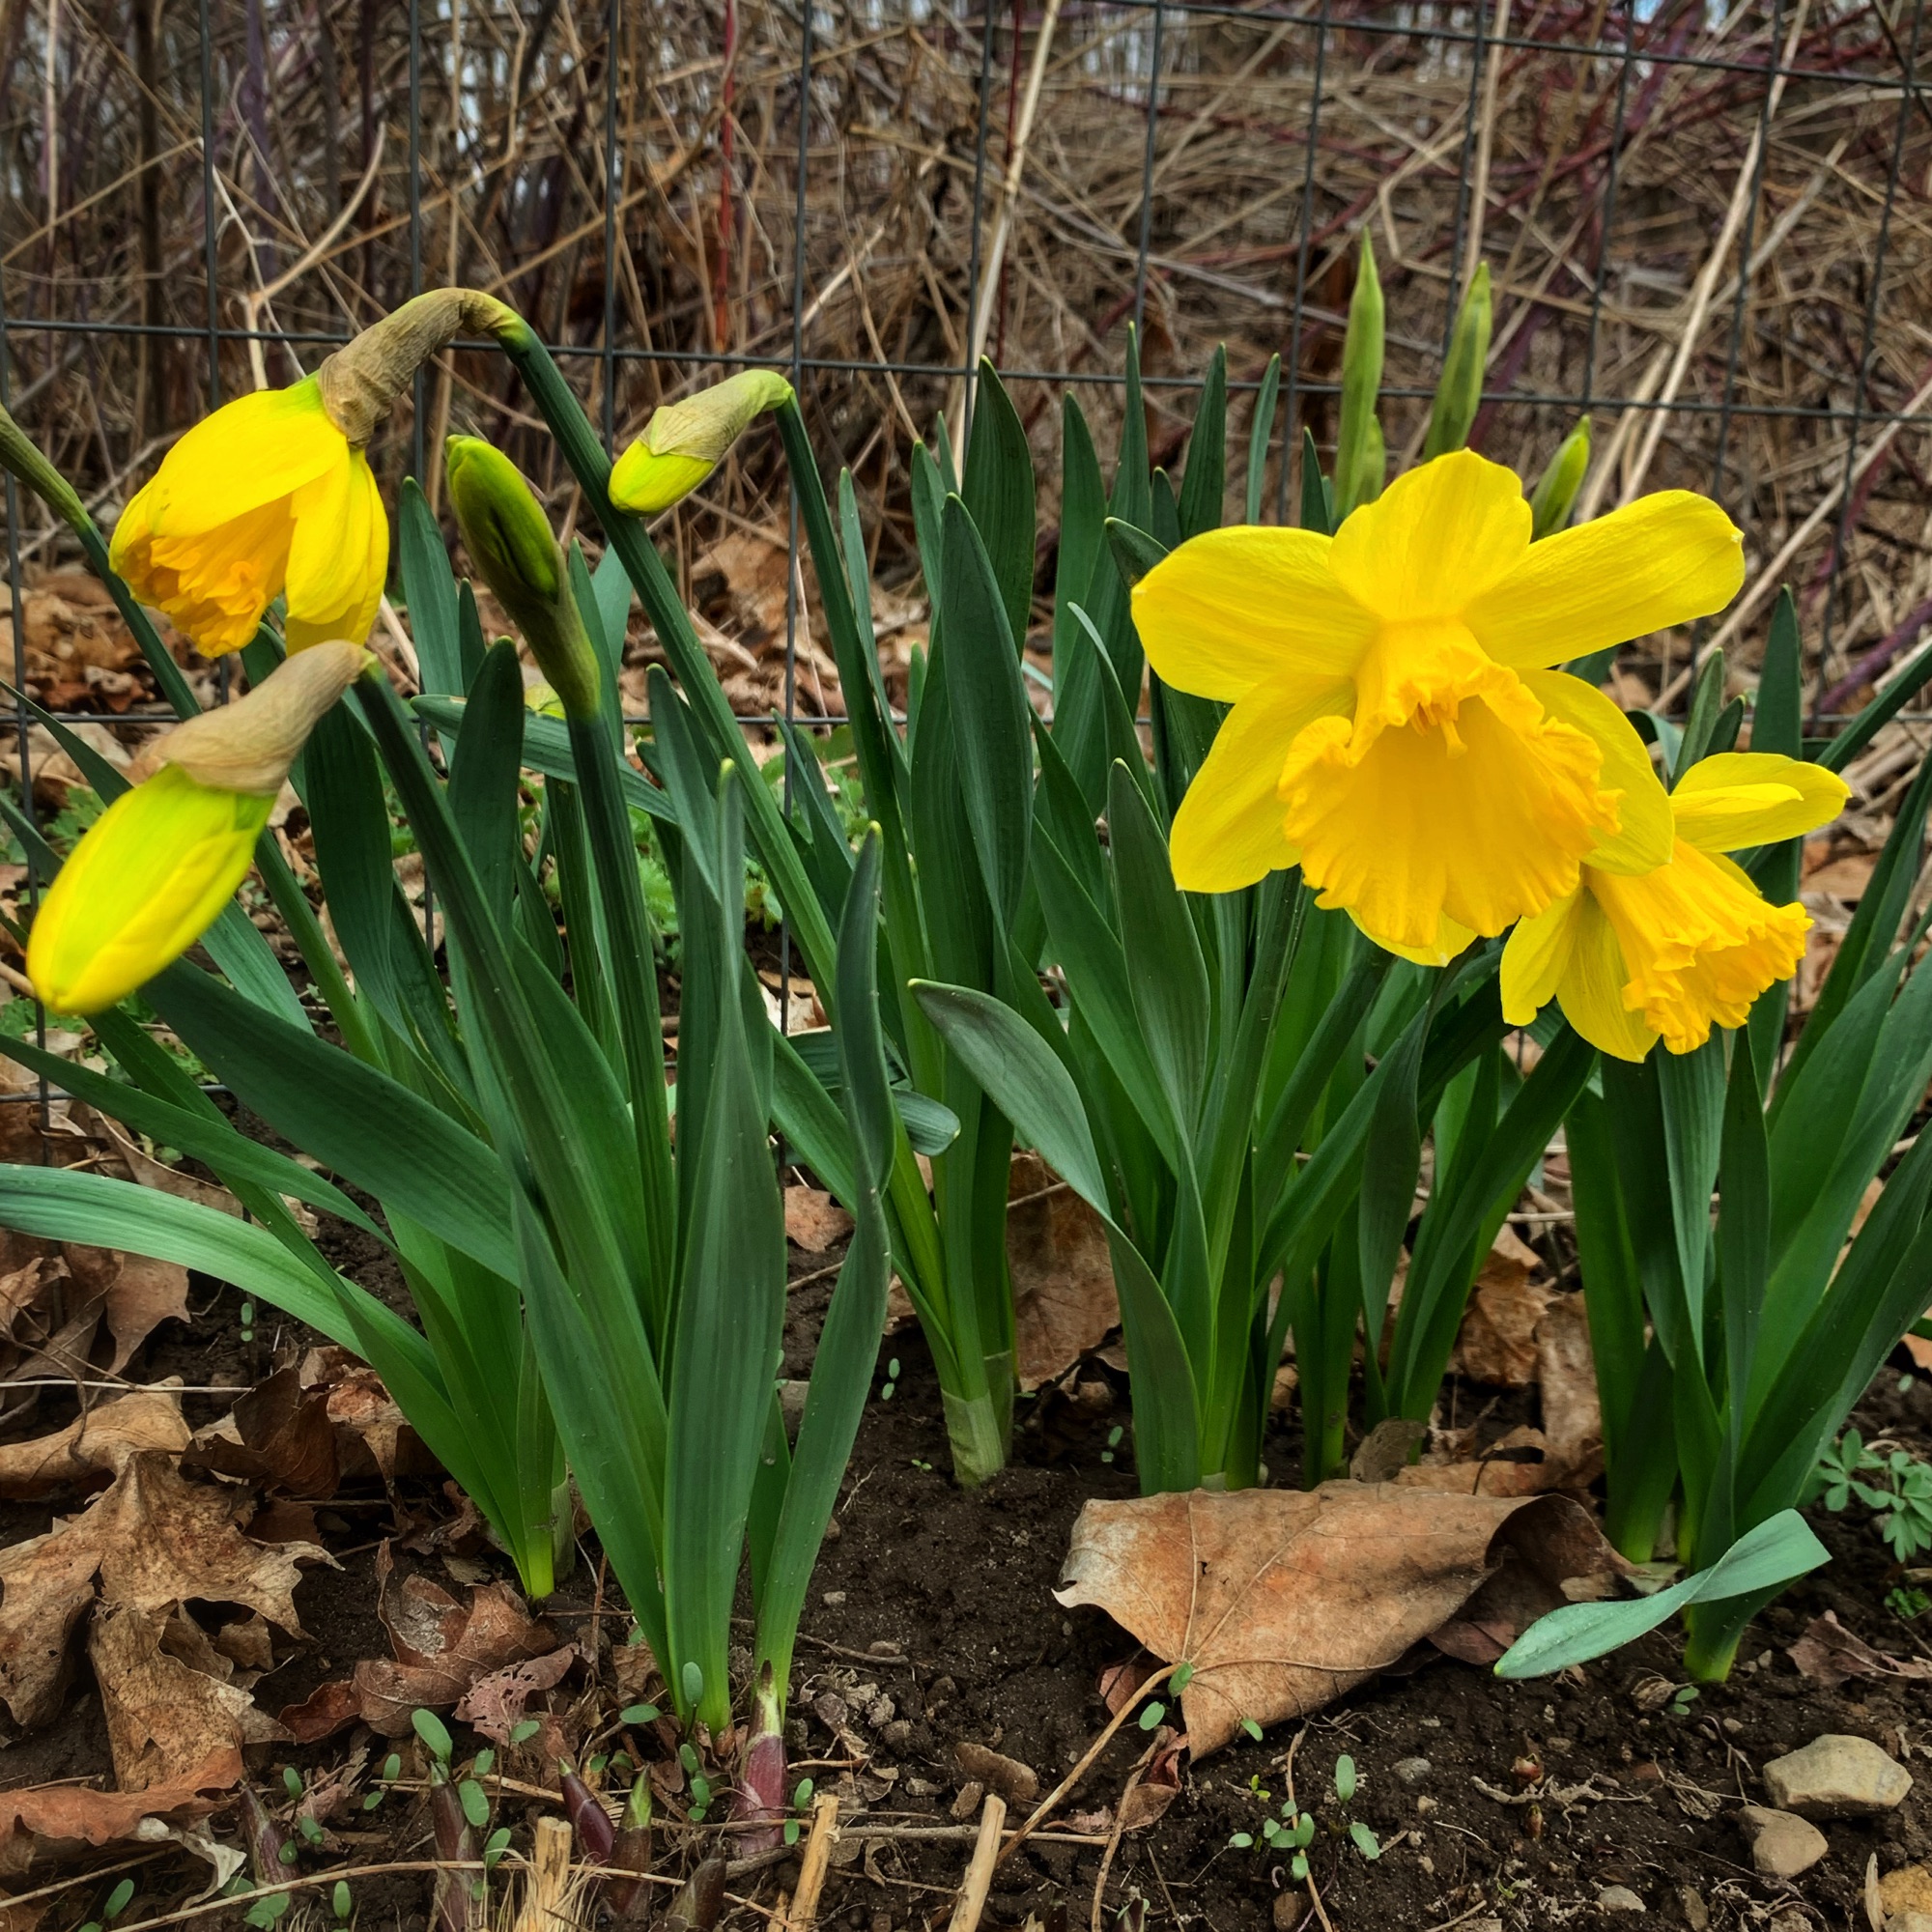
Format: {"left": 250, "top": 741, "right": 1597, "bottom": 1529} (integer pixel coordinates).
{"left": 1501, "top": 751, "right": 1849, "bottom": 1059}
{"left": 1131, "top": 449, "right": 1745, "bottom": 953}
{"left": 110, "top": 377, "right": 385, "bottom": 659}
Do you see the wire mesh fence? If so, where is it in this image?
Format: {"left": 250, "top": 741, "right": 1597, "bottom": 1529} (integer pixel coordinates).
{"left": 0, "top": 0, "right": 1927, "bottom": 1098}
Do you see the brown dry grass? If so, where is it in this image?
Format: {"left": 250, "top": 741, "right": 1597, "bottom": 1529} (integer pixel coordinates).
{"left": 0, "top": 0, "right": 1927, "bottom": 709}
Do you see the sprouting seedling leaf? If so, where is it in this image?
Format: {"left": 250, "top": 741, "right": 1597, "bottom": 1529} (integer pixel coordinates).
{"left": 243, "top": 1894, "right": 291, "bottom": 1928}
{"left": 459, "top": 1779, "right": 490, "bottom": 1830}
{"left": 784, "top": 1818, "right": 802, "bottom": 1846}
{"left": 1228, "top": 1831, "right": 1254, "bottom": 1850}
{"left": 619, "top": 1703, "right": 659, "bottom": 1726}
{"left": 276, "top": 1843, "right": 299, "bottom": 1867}
{"left": 681, "top": 1661, "right": 704, "bottom": 1709}
{"left": 1334, "top": 1753, "right": 1357, "bottom": 1804}
{"left": 104, "top": 1881, "right": 134, "bottom": 1922}
{"left": 1239, "top": 1718, "right": 1263, "bottom": 1744}
{"left": 1138, "top": 1701, "right": 1166, "bottom": 1731}
{"left": 298, "top": 1815, "right": 324, "bottom": 1845}
{"left": 1350, "top": 1821, "right": 1381, "bottom": 1860}
{"left": 679, "top": 1742, "right": 700, "bottom": 1775}
{"left": 793, "top": 1777, "right": 815, "bottom": 1809}
{"left": 412, "top": 1709, "right": 454, "bottom": 1763}
{"left": 331, "top": 1881, "right": 352, "bottom": 1921}
{"left": 483, "top": 1828, "right": 513, "bottom": 1871}
{"left": 282, "top": 1766, "right": 302, "bottom": 1800}
{"left": 1102, "top": 1424, "right": 1123, "bottom": 1464}
{"left": 1170, "top": 1662, "right": 1195, "bottom": 1694}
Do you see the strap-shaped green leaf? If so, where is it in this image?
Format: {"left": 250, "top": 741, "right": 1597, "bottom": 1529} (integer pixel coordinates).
{"left": 961, "top": 361, "right": 1037, "bottom": 649}
{"left": 449, "top": 640, "right": 527, "bottom": 930}
{"left": 1245, "top": 354, "right": 1283, "bottom": 526}
{"left": 148, "top": 959, "right": 522, "bottom": 1282}
{"left": 400, "top": 478, "right": 465, "bottom": 698}
{"left": 1176, "top": 347, "right": 1228, "bottom": 541}
{"left": 1716, "top": 1031, "right": 1770, "bottom": 1433}
{"left": 939, "top": 494, "right": 1034, "bottom": 931}
{"left": 1495, "top": 1512, "right": 1827, "bottom": 1679}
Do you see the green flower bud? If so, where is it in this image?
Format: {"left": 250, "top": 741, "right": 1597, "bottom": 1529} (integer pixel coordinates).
{"left": 445, "top": 437, "right": 600, "bottom": 718}
{"left": 1333, "top": 233, "right": 1385, "bottom": 522}
{"left": 610, "top": 369, "right": 795, "bottom": 516}
{"left": 1422, "top": 262, "right": 1492, "bottom": 462}
{"left": 1529, "top": 416, "right": 1592, "bottom": 541}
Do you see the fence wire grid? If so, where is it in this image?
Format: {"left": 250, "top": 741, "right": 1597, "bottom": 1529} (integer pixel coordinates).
{"left": 0, "top": 0, "right": 1928, "bottom": 1105}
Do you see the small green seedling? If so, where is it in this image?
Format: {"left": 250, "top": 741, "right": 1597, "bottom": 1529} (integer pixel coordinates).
{"left": 880, "top": 1357, "right": 900, "bottom": 1401}
{"left": 363, "top": 1751, "right": 404, "bottom": 1812}
{"left": 619, "top": 1703, "right": 660, "bottom": 1726}
{"left": 412, "top": 1708, "right": 454, "bottom": 1764}
{"left": 1101, "top": 1425, "right": 1122, "bottom": 1465}
{"left": 509, "top": 1719, "right": 542, "bottom": 1746}
{"left": 1816, "top": 1431, "right": 1932, "bottom": 1562}
{"left": 242, "top": 1894, "right": 291, "bottom": 1928}
{"left": 239, "top": 1298, "right": 257, "bottom": 1344}
{"left": 1889, "top": 1585, "right": 1932, "bottom": 1619}
{"left": 483, "top": 1827, "right": 514, "bottom": 1871}
{"left": 1239, "top": 1718, "right": 1263, "bottom": 1744}
{"left": 332, "top": 1880, "right": 353, "bottom": 1922}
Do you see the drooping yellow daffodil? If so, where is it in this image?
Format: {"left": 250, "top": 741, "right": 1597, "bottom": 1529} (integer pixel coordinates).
{"left": 110, "top": 289, "right": 524, "bottom": 661}
{"left": 610, "top": 369, "right": 794, "bottom": 515}
{"left": 1130, "top": 449, "right": 1745, "bottom": 954}
{"left": 110, "top": 376, "right": 387, "bottom": 659}
{"left": 28, "top": 641, "right": 372, "bottom": 1013}
{"left": 1500, "top": 751, "right": 1850, "bottom": 1060}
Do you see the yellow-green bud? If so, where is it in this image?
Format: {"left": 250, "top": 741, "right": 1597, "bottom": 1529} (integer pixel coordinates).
{"left": 1529, "top": 416, "right": 1592, "bottom": 541}
{"left": 1333, "top": 233, "right": 1385, "bottom": 522}
{"left": 28, "top": 641, "right": 371, "bottom": 1014}
{"left": 445, "top": 436, "right": 600, "bottom": 718}
{"left": 609, "top": 369, "right": 795, "bottom": 516}
{"left": 1422, "top": 262, "right": 1492, "bottom": 462}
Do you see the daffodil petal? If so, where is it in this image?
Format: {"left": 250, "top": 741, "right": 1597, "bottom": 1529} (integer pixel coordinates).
{"left": 142, "top": 380, "right": 345, "bottom": 535}
{"left": 1520, "top": 668, "right": 1672, "bottom": 875}
{"left": 1168, "top": 674, "right": 1351, "bottom": 892}
{"left": 1670, "top": 751, "right": 1849, "bottom": 851}
{"left": 1326, "top": 448, "right": 1531, "bottom": 623}
{"left": 1464, "top": 491, "right": 1744, "bottom": 669}
{"left": 1281, "top": 678, "right": 1613, "bottom": 949}
{"left": 286, "top": 449, "right": 388, "bottom": 649}
{"left": 1500, "top": 892, "right": 1582, "bottom": 1026}
{"left": 27, "top": 765, "right": 272, "bottom": 1014}
{"left": 1590, "top": 838, "right": 1807, "bottom": 1055}
{"left": 1555, "top": 893, "right": 1659, "bottom": 1063}
{"left": 1351, "top": 908, "right": 1478, "bottom": 969}
{"left": 1131, "top": 527, "right": 1374, "bottom": 700}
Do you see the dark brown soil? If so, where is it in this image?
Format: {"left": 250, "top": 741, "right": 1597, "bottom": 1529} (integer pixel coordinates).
{"left": 6, "top": 1242, "right": 1932, "bottom": 1932}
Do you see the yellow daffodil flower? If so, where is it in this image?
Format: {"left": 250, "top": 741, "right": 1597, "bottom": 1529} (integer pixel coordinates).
{"left": 110, "top": 377, "right": 386, "bottom": 659}
{"left": 610, "top": 369, "right": 794, "bottom": 515}
{"left": 1131, "top": 449, "right": 1745, "bottom": 954}
{"left": 28, "top": 642, "right": 372, "bottom": 1013}
{"left": 1500, "top": 751, "right": 1850, "bottom": 1060}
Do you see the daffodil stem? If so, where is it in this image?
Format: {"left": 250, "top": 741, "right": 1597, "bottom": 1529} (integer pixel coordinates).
{"left": 254, "top": 835, "right": 380, "bottom": 1064}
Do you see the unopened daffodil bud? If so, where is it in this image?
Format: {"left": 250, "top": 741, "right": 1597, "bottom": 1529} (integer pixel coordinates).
{"left": 524, "top": 681, "right": 567, "bottom": 721}
{"left": 110, "top": 288, "right": 523, "bottom": 661}
{"left": 1529, "top": 417, "right": 1592, "bottom": 541}
{"left": 444, "top": 437, "right": 600, "bottom": 718}
{"left": 27, "top": 640, "right": 372, "bottom": 1014}
{"left": 1422, "top": 262, "right": 1492, "bottom": 461}
{"left": 609, "top": 369, "right": 794, "bottom": 516}
{"left": 1333, "top": 233, "right": 1385, "bottom": 522}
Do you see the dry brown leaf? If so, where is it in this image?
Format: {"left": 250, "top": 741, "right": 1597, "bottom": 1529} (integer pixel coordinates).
{"left": 300, "top": 1348, "right": 434, "bottom": 1481}
{"left": 0, "top": 1386, "right": 190, "bottom": 1498}
{"left": 0, "top": 1451, "right": 326, "bottom": 1726}
{"left": 1009, "top": 1153, "right": 1120, "bottom": 1391}
{"left": 455, "top": 1644, "right": 582, "bottom": 1744}
{"left": 0, "top": 1775, "right": 221, "bottom": 1879}
{"left": 277, "top": 1678, "right": 362, "bottom": 1746}
{"left": 63, "top": 1249, "right": 192, "bottom": 1376}
{"left": 350, "top": 1546, "right": 556, "bottom": 1735}
{"left": 1055, "top": 1484, "right": 1615, "bottom": 1756}
{"left": 1788, "top": 1611, "right": 1932, "bottom": 1689}
{"left": 88, "top": 1603, "right": 287, "bottom": 1793}
{"left": 1536, "top": 1293, "right": 1604, "bottom": 1487}
{"left": 783, "top": 1185, "right": 853, "bottom": 1255}
{"left": 185, "top": 1366, "right": 339, "bottom": 1495}
{"left": 1118, "top": 1731, "right": 1184, "bottom": 1833}
{"left": 1450, "top": 1226, "right": 1552, "bottom": 1387}
{"left": 1394, "top": 1424, "right": 1552, "bottom": 1496}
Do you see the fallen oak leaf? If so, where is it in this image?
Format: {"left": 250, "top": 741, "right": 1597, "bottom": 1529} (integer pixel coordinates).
{"left": 61, "top": 1245, "right": 191, "bottom": 1376}
{"left": 1055, "top": 1484, "right": 1619, "bottom": 1757}
{"left": 1448, "top": 1225, "right": 1551, "bottom": 1388}
{"left": 277, "top": 1679, "right": 361, "bottom": 1747}
{"left": 89, "top": 1602, "right": 288, "bottom": 1792}
{"left": 0, "top": 1451, "right": 328, "bottom": 1727}
{"left": 783, "top": 1185, "right": 852, "bottom": 1255}
{"left": 0, "top": 1385, "right": 190, "bottom": 1498}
